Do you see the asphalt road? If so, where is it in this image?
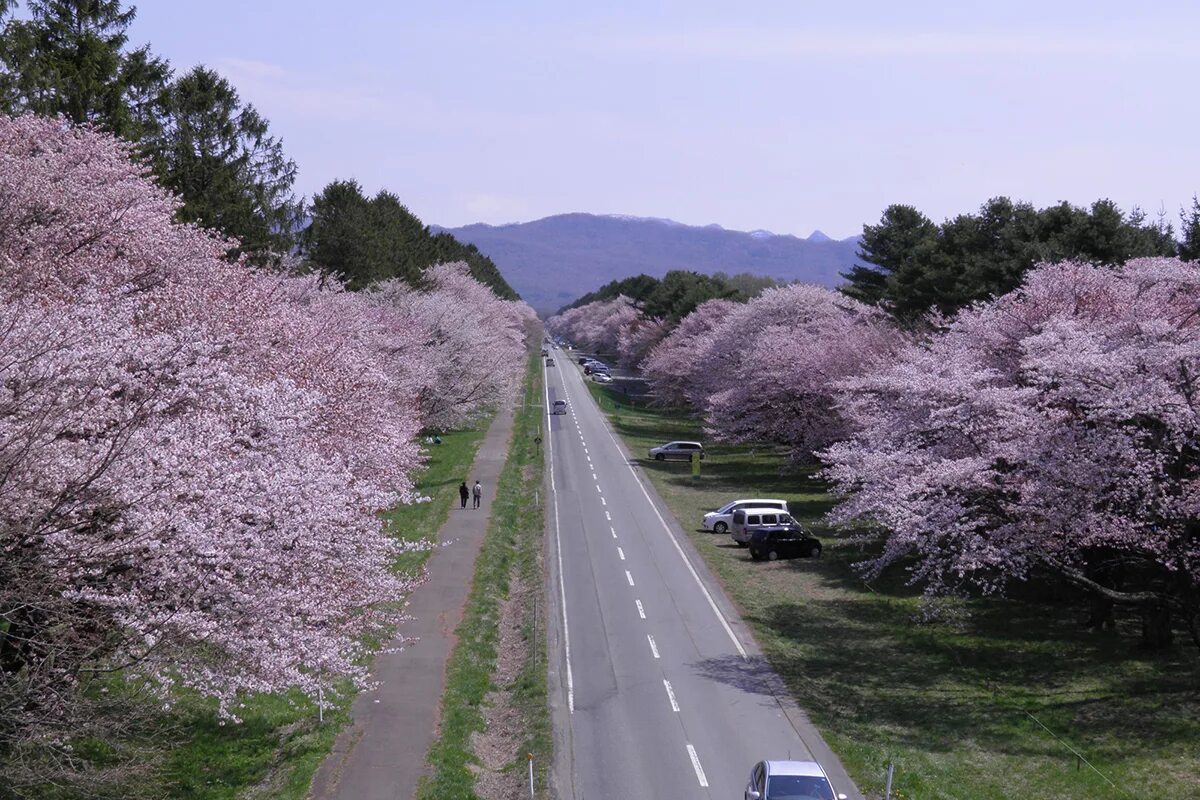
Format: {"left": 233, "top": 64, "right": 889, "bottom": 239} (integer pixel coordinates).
{"left": 542, "top": 356, "right": 863, "bottom": 800}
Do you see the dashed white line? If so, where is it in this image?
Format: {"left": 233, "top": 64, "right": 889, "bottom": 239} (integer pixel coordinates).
{"left": 610, "top": 525, "right": 617, "bottom": 537}
{"left": 605, "top": 511, "right": 611, "bottom": 521}
{"left": 617, "top": 546, "right": 625, "bottom": 560}
{"left": 663, "top": 679, "right": 680, "bottom": 712}
{"left": 596, "top": 484, "right": 602, "bottom": 493}
{"left": 686, "top": 744, "right": 709, "bottom": 787}
{"left": 647, "top": 634, "right": 660, "bottom": 659}
{"left": 636, "top": 599, "right": 645, "bottom": 619}
{"left": 625, "top": 569, "right": 635, "bottom": 586}
{"left": 600, "top": 496, "right": 607, "bottom": 506}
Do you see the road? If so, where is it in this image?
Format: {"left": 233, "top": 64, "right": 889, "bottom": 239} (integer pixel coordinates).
{"left": 542, "top": 356, "right": 863, "bottom": 800}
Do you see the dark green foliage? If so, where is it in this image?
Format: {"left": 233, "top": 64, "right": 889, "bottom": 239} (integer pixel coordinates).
{"left": 149, "top": 66, "right": 301, "bottom": 262}
{"left": 1180, "top": 197, "right": 1200, "bottom": 262}
{"left": 711, "top": 271, "right": 780, "bottom": 298}
{"left": 0, "top": 0, "right": 169, "bottom": 140}
{"left": 844, "top": 197, "right": 1182, "bottom": 322}
{"left": 301, "top": 179, "right": 517, "bottom": 297}
{"left": 561, "top": 269, "right": 744, "bottom": 321}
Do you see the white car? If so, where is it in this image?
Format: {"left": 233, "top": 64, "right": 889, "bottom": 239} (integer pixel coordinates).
{"left": 745, "top": 759, "right": 847, "bottom": 800}
{"left": 701, "top": 498, "right": 789, "bottom": 534}
{"left": 592, "top": 372, "right": 613, "bottom": 383}
{"left": 648, "top": 441, "right": 704, "bottom": 461}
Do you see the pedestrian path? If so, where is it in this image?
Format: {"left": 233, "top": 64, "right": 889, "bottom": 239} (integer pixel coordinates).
{"left": 310, "top": 405, "right": 516, "bottom": 800}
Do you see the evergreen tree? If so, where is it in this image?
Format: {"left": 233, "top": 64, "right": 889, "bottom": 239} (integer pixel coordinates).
{"left": 0, "top": 0, "right": 169, "bottom": 139}
{"left": 1179, "top": 197, "right": 1200, "bottom": 262}
{"left": 150, "top": 66, "right": 301, "bottom": 261}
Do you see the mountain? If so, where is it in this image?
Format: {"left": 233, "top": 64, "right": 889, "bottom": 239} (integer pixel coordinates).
{"left": 433, "top": 213, "right": 860, "bottom": 313}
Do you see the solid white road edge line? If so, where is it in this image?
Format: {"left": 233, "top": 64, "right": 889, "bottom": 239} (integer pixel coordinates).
{"left": 686, "top": 744, "right": 709, "bottom": 787}
{"left": 647, "top": 634, "right": 660, "bottom": 659}
{"left": 544, "top": 363, "right": 575, "bottom": 714}
{"left": 663, "top": 679, "right": 680, "bottom": 712}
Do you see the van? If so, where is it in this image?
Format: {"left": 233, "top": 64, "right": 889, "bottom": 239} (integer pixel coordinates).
{"left": 731, "top": 507, "right": 796, "bottom": 546}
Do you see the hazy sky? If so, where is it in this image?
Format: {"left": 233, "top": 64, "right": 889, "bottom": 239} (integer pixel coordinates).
{"left": 129, "top": 1, "right": 1197, "bottom": 239}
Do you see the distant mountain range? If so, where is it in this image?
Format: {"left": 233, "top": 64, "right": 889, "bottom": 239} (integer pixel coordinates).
{"left": 433, "top": 213, "right": 861, "bottom": 312}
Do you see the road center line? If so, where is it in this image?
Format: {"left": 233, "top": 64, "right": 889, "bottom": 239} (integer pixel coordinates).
{"left": 663, "top": 679, "right": 680, "bottom": 712}
{"left": 686, "top": 744, "right": 709, "bottom": 787}
{"left": 636, "top": 598, "right": 645, "bottom": 619}
{"left": 647, "top": 634, "right": 660, "bottom": 659}
{"left": 617, "top": 546, "right": 625, "bottom": 560}
{"left": 600, "top": 496, "right": 606, "bottom": 506}
{"left": 605, "top": 511, "right": 611, "bottom": 521}
{"left": 625, "top": 569, "right": 634, "bottom": 586}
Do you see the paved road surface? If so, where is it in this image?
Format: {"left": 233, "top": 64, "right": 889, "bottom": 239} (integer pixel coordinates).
{"left": 543, "top": 357, "right": 863, "bottom": 800}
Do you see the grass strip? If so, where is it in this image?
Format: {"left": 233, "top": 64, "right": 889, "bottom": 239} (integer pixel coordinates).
{"left": 585, "top": 379, "right": 1200, "bottom": 800}
{"left": 417, "top": 352, "right": 552, "bottom": 799}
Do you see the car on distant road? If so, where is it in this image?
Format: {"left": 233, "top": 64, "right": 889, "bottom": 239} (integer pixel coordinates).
{"left": 744, "top": 759, "right": 846, "bottom": 800}
{"left": 702, "top": 498, "right": 789, "bottom": 534}
{"left": 552, "top": 399, "right": 567, "bottom": 415}
{"left": 748, "top": 525, "right": 822, "bottom": 561}
{"left": 730, "top": 507, "right": 795, "bottom": 546}
{"left": 545, "top": 357, "right": 555, "bottom": 366}
{"left": 648, "top": 441, "right": 704, "bottom": 462}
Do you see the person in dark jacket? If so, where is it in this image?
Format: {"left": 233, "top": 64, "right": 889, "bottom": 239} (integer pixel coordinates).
{"left": 459, "top": 481, "right": 470, "bottom": 509}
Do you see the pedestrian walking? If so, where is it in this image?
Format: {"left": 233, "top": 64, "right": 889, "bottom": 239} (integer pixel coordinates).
{"left": 472, "top": 480, "right": 482, "bottom": 509}
{"left": 459, "top": 481, "right": 470, "bottom": 509}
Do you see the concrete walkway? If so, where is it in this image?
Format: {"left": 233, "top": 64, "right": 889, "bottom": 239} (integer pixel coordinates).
{"left": 310, "top": 405, "right": 516, "bottom": 800}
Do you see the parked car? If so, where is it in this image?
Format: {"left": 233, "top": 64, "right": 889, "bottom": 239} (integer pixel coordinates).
{"left": 577, "top": 355, "right": 593, "bottom": 365}
{"left": 744, "top": 760, "right": 846, "bottom": 800}
{"left": 552, "top": 399, "right": 567, "bottom": 415}
{"left": 730, "top": 507, "right": 795, "bottom": 546}
{"left": 592, "top": 372, "right": 614, "bottom": 383}
{"left": 702, "top": 498, "right": 789, "bottom": 534}
{"left": 545, "top": 357, "right": 555, "bottom": 366}
{"left": 648, "top": 441, "right": 704, "bottom": 462}
{"left": 748, "top": 525, "right": 822, "bottom": 561}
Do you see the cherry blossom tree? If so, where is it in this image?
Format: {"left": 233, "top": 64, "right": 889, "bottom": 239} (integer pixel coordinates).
{"left": 546, "top": 295, "right": 640, "bottom": 355}
{"left": 616, "top": 314, "right": 668, "bottom": 369}
{"left": 371, "top": 262, "right": 535, "bottom": 430}
{"left": 640, "top": 298, "right": 740, "bottom": 407}
{"left": 701, "top": 285, "right": 904, "bottom": 460}
{"left": 0, "top": 115, "right": 432, "bottom": 785}
{"left": 824, "top": 259, "right": 1200, "bottom": 650}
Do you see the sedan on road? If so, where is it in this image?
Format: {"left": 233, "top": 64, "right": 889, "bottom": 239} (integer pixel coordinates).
{"left": 648, "top": 441, "right": 705, "bottom": 461}
{"left": 745, "top": 759, "right": 846, "bottom": 800}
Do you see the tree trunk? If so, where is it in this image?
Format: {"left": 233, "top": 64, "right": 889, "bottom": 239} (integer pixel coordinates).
{"left": 1139, "top": 600, "right": 1173, "bottom": 650}
{"left": 1085, "top": 594, "right": 1116, "bottom": 630}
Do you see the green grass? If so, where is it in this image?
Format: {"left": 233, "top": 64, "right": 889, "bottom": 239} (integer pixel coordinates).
{"left": 585, "top": 380, "right": 1200, "bottom": 800}
{"left": 417, "top": 353, "right": 553, "bottom": 800}
{"left": 157, "top": 426, "right": 490, "bottom": 800}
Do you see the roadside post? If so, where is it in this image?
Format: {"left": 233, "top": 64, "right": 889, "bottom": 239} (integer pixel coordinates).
{"left": 527, "top": 752, "right": 535, "bottom": 798}
{"left": 691, "top": 451, "right": 701, "bottom": 479}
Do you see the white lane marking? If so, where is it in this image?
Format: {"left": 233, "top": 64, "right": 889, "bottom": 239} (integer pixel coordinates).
{"left": 610, "top": 525, "right": 617, "bottom": 537}
{"left": 663, "top": 679, "right": 680, "bottom": 712}
{"left": 605, "top": 511, "right": 611, "bottom": 521}
{"left": 544, "top": 364, "right": 574, "bottom": 714}
{"left": 617, "top": 546, "right": 625, "bottom": 560}
{"left": 636, "top": 598, "right": 645, "bottom": 619}
{"left": 596, "top": 484, "right": 602, "bottom": 493}
{"left": 591, "top": 471, "right": 596, "bottom": 479}
{"left": 625, "top": 569, "right": 635, "bottom": 586}
{"left": 586, "top": 399, "right": 749, "bottom": 661}
{"left": 600, "top": 496, "right": 606, "bottom": 506}
{"left": 647, "top": 634, "right": 660, "bottom": 659}
{"left": 686, "top": 744, "right": 709, "bottom": 787}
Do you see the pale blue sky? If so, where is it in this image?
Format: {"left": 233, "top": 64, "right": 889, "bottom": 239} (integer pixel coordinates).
{"left": 129, "top": 1, "right": 1197, "bottom": 239}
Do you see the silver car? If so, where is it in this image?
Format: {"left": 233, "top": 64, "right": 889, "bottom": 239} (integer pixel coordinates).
{"left": 648, "top": 441, "right": 704, "bottom": 462}
{"left": 745, "top": 759, "right": 847, "bottom": 800}
{"left": 702, "top": 498, "right": 789, "bottom": 534}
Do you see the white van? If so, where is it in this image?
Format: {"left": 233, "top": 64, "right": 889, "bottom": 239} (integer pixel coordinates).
{"left": 730, "top": 507, "right": 796, "bottom": 546}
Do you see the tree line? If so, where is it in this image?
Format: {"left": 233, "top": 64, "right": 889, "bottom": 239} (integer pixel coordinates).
{"left": 560, "top": 269, "right": 781, "bottom": 323}
{"left": 0, "top": 0, "right": 514, "bottom": 296}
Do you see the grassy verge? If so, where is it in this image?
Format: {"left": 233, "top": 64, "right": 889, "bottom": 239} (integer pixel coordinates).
{"left": 584, "top": 379, "right": 1200, "bottom": 800}
{"left": 158, "top": 426, "right": 490, "bottom": 800}
{"left": 417, "top": 353, "right": 552, "bottom": 799}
